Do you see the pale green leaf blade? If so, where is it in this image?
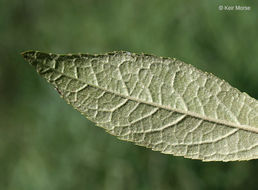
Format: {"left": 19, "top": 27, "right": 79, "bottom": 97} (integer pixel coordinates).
{"left": 22, "top": 51, "right": 258, "bottom": 161}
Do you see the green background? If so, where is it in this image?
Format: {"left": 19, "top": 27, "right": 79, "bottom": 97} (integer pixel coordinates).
{"left": 0, "top": 0, "right": 258, "bottom": 189}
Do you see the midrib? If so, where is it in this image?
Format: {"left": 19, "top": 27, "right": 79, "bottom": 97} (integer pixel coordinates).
{"left": 44, "top": 67, "right": 258, "bottom": 134}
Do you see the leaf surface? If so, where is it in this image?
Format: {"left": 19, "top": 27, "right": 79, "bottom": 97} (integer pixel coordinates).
{"left": 22, "top": 51, "right": 258, "bottom": 161}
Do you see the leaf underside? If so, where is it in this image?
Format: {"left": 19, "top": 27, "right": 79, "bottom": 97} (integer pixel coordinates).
{"left": 22, "top": 50, "right": 258, "bottom": 162}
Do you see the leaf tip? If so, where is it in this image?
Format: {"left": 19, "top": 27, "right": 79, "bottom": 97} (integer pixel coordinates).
{"left": 21, "top": 50, "right": 35, "bottom": 59}
{"left": 21, "top": 50, "right": 40, "bottom": 67}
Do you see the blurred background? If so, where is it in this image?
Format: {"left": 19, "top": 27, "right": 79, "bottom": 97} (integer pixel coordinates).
{"left": 0, "top": 0, "right": 258, "bottom": 189}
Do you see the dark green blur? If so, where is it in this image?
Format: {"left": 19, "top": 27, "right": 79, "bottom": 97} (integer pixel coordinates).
{"left": 0, "top": 0, "right": 257, "bottom": 189}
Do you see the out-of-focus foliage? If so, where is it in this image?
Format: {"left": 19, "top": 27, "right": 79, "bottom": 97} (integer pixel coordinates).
{"left": 0, "top": 0, "right": 257, "bottom": 189}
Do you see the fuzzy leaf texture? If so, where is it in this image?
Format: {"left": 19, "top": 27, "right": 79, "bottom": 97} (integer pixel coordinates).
{"left": 22, "top": 51, "right": 258, "bottom": 162}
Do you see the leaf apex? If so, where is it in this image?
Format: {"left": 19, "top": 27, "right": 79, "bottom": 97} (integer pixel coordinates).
{"left": 21, "top": 50, "right": 39, "bottom": 66}
{"left": 21, "top": 50, "right": 36, "bottom": 56}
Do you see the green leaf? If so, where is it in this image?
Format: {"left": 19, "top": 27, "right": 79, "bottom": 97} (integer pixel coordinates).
{"left": 22, "top": 50, "right": 258, "bottom": 162}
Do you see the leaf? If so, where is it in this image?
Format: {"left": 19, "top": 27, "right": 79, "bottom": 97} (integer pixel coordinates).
{"left": 22, "top": 50, "right": 258, "bottom": 162}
